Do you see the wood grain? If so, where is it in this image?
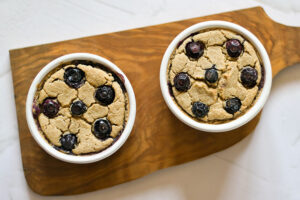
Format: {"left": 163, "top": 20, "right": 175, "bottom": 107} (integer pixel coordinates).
{"left": 9, "top": 7, "right": 300, "bottom": 195}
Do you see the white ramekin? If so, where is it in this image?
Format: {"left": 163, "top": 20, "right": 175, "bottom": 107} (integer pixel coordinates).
{"left": 26, "top": 53, "right": 136, "bottom": 164}
{"left": 160, "top": 21, "right": 272, "bottom": 132}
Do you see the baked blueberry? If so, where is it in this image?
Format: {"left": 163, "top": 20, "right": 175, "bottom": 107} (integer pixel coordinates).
{"left": 95, "top": 85, "right": 115, "bottom": 105}
{"left": 60, "top": 134, "right": 77, "bottom": 151}
{"left": 225, "top": 97, "right": 241, "bottom": 114}
{"left": 92, "top": 119, "right": 112, "bottom": 140}
{"left": 205, "top": 67, "right": 218, "bottom": 83}
{"left": 241, "top": 66, "right": 258, "bottom": 88}
{"left": 192, "top": 102, "right": 209, "bottom": 118}
{"left": 32, "top": 101, "right": 41, "bottom": 119}
{"left": 64, "top": 67, "right": 85, "bottom": 88}
{"left": 226, "top": 39, "right": 243, "bottom": 58}
{"left": 174, "top": 72, "right": 190, "bottom": 92}
{"left": 70, "top": 100, "right": 87, "bottom": 116}
{"left": 185, "top": 41, "right": 205, "bottom": 59}
{"left": 42, "top": 98, "right": 59, "bottom": 118}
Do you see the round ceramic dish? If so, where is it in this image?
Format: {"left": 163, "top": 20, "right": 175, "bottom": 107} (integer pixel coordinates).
{"left": 160, "top": 21, "right": 272, "bottom": 132}
{"left": 26, "top": 53, "right": 136, "bottom": 164}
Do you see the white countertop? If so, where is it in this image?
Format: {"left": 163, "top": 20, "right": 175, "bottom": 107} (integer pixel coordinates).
{"left": 0, "top": 0, "right": 299, "bottom": 199}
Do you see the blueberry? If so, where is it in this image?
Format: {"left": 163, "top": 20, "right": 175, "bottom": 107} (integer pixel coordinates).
{"left": 192, "top": 102, "right": 209, "bottom": 118}
{"left": 174, "top": 72, "right": 190, "bottom": 92}
{"left": 226, "top": 39, "right": 243, "bottom": 58}
{"left": 225, "top": 97, "right": 241, "bottom": 114}
{"left": 241, "top": 66, "right": 258, "bottom": 88}
{"left": 205, "top": 67, "right": 218, "bottom": 83}
{"left": 92, "top": 119, "right": 112, "bottom": 140}
{"left": 32, "top": 101, "right": 41, "bottom": 119}
{"left": 70, "top": 100, "right": 87, "bottom": 116}
{"left": 64, "top": 67, "right": 85, "bottom": 88}
{"left": 42, "top": 98, "right": 59, "bottom": 118}
{"left": 60, "top": 134, "right": 77, "bottom": 151}
{"left": 185, "top": 41, "right": 205, "bottom": 59}
{"left": 95, "top": 85, "right": 115, "bottom": 106}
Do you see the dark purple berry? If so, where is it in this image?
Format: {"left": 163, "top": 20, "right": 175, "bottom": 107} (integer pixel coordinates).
{"left": 192, "top": 102, "right": 209, "bottom": 118}
{"left": 42, "top": 98, "right": 59, "bottom": 118}
{"left": 60, "top": 134, "right": 77, "bottom": 151}
{"left": 92, "top": 119, "right": 112, "bottom": 140}
{"left": 225, "top": 97, "right": 241, "bottom": 114}
{"left": 226, "top": 39, "right": 243, "bottom": 58}
{"left": 32, "top": 101, "right": 41, "bottom": 119}
{"left": 70, "top": 100, "right": 87, "bottom": 116}
{"left": 64, "top": 67, "right": 85, "bottom": 88}
{"left": 205, "top": 67, "right": 218, "bottom": 83}
{"left": 95, "top": 85, "right": 115, "bottom": 105}
{"left": 174, "top": 72, "right": 190, "bottom": 92}
{"left": 185, "top": 41, "right": 205, "bottom": 59}
{"left": 241, "top": 66, "right": 258, "bottom": 88}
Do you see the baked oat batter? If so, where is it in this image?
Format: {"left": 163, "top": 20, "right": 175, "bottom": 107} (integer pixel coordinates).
{"left": 167, "top": 29, "right": 264, "bottom": 123}
{"left": 33, "top": 61, "right": 129, "bottom": 154}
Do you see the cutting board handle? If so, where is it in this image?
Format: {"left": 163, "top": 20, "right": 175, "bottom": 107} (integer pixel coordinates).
{"left": 259, "top": 7, "right": 300, "bottom": 77}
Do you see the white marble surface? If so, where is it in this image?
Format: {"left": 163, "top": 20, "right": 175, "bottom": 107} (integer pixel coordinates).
{"left": 0, "top": 0, "right": 299, "bottom": 199}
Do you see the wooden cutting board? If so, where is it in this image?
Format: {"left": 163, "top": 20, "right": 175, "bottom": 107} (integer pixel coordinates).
{"left": 9, "top": 7, "right": 300, "bottom": 195}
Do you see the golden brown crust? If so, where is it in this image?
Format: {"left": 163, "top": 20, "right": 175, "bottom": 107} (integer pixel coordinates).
{"left": 34, "top": 63, "right": 129, "bottom": 154}
{"left": 167, "top": 29, "right": 263, "bottom": 123}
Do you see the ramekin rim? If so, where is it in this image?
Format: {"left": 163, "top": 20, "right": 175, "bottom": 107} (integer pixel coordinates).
{"left": 160, "top": 21, "right": 272, "bottom": 132}
{"left": 26, "top": 53, "right": 136, "bottom": 164}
